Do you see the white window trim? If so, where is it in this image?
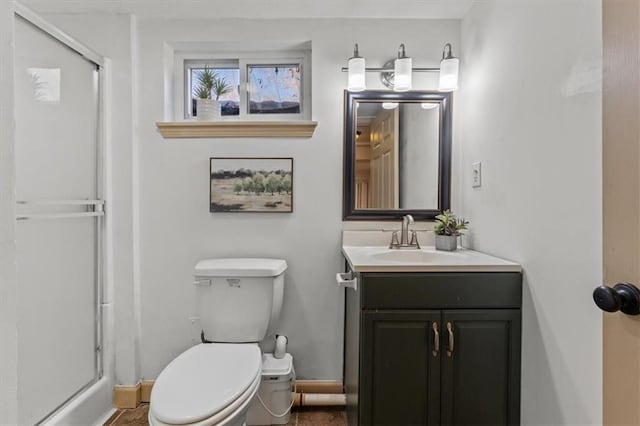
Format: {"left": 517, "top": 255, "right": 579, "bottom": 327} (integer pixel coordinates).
{"left": 174, "top": 50, "right": 311, "bottom": 121}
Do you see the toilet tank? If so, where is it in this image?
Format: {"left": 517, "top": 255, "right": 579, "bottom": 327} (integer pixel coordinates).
{"left": 194, "top": 258, "right": 287, "bottom": 343}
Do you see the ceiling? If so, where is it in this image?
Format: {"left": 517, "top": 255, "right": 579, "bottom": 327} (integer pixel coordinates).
{"left": 18, "top": 0, "right": 474, "bottom": 19}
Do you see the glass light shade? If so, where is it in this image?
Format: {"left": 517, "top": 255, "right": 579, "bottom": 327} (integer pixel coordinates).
{"left": 348, "top": 56, "right": 366, "bottom": 92}
{"left": 439, "top": 57, "right": 459, "bottom": 92}
{"left": 393, "top": 57, "right": 412, "bottom": 92}
{"left": 421, "top": 103, "right": 439, "bottom": 109}
{"left": 382, "top": 102, "right": 399, "bottom": 109}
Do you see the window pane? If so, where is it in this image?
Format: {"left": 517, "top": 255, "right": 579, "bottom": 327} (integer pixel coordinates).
{"left": 190, "top": 67, "right": 240, "bottom": 116}
{"left": 248, "top": 64, "right": 301, "bottom": 114}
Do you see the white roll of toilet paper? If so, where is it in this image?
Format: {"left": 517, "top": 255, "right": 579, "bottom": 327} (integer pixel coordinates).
{"left": 274, "top": 335, "right": 288, "bottom": 359}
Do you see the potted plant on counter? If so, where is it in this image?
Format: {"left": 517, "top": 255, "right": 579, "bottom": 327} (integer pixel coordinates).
{"left": 194, "top": 68, "right": 232, "bottom": 121}
{"left": 434, "top": 210, "right": 469, "bottom": 251}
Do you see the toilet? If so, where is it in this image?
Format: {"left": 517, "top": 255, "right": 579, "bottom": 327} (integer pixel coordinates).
{"left": 149, "top": 258, "right": 287, "bottom": 426}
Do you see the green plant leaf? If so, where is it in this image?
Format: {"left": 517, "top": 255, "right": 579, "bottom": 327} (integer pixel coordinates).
{"left": 193, "top": 85, "right": 210, "bottom": 99}
{"left": 212, "top": 75, "right": 232, "bottom": 100}
{"left": 197, "top": 67, "right": 216, "bottom": 90}
{"left": 433, "top": 210, "right": 469, "bottom": 236}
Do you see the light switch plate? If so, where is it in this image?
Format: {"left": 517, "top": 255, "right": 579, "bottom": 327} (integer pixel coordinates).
{"left": 472, "top": 162, "right": 482, "bottom": 188}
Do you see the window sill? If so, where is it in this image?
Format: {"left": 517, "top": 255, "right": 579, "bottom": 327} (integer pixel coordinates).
{"left": 156, "top": 120, "right": 317, "bottom": 139}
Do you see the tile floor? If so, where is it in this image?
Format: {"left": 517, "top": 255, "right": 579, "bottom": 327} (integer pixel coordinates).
{"left": 104, "top": 404, "right": 347, "bottom": 426}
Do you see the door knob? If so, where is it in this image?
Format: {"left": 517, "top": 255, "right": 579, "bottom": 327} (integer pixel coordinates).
{"left": 593, "top": 283, "right": 640, "bottom": 315}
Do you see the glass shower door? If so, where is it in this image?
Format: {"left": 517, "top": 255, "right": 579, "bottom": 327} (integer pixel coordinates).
{"left": 14, "top": 14, "right": 104, "bottom": 425}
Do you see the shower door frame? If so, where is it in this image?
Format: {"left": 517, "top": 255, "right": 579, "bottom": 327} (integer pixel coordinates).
{"left": 13, "top": 4, "right": 109, "bottom": 424}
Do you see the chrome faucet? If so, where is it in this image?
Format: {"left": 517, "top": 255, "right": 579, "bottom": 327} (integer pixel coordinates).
{"left": 389, "top": 214, "right": 421, "bottom": 249}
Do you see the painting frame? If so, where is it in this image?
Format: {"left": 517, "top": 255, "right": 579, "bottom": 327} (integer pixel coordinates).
{"left": 210, "top": 157, "right": 294, "bottom": 213}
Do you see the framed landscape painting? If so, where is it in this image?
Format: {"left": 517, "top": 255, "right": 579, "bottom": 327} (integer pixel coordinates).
{"left": 210, "top": 157, "right": 293, "bottom": 213}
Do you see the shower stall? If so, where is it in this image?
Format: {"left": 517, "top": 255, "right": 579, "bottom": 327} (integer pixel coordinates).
{"left": 13, "top": 5, "right": 110, "bottom": 425}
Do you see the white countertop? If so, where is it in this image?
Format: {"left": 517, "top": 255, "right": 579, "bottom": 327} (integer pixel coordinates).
{"left": 342, "top": 245, "right": 522, "bottom": 273}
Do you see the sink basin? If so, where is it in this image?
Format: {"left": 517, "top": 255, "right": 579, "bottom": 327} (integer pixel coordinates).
{"left": 371, "top": 249, "right": 455, "bottom": 263}
{"left": 342, "top": 240, "right": 522, "bottom": 273}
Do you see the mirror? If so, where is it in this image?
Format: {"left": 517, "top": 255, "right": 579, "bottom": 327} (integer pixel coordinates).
{"left": 343, "top": 90, "right": 452, "bottom": 220}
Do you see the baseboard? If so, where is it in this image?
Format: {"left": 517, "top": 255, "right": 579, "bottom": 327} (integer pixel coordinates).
{"left": 112, "top": 383, "right": 141, "bottom": 409}
{"left": 295, "top": 380, "right": 343, "bottom": 394}
{"left": 116, "top": 379, "right": 343, "bottom": 407}
{"left": 140, "top": 380, "right": 154, "bottom": 403}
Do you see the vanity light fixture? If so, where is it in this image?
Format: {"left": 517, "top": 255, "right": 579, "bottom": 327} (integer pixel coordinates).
{"left": 342, "top": 43, "right": 459, "bottom": 92}
{"left": 382, "top": 102, "right": 399, "bottom": 110}
{"left": 393, "top": 44, "right": 412, "bottom": 92}
{"left": 438, "top": 43, "right": 459, "bottom": 92}
{"left": 347, "top": 44, "right": 366, "bottom": 92}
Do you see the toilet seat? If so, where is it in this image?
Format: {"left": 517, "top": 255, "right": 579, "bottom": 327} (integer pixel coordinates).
{"left": 149, "top": 372, "right": 260, "bottom": 426}
{"left": 149, "top": 343, "right": 262, "bottom": 425}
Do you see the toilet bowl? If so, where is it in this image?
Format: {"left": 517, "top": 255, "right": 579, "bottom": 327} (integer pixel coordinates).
{"left": 149, "top": 344, "right": 262, "bottom": 426}
{"left": 149, "top": 258, "right": 287, "bottom": 426}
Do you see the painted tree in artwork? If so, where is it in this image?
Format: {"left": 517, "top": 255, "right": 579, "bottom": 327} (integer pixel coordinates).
{"left": 242, "top": 177, "right": 254, "bottom": 194}
{"left": 233, "top": 182, "right": 243, "bottom": 194}
{"left": 266, "top": 174, "right": 280, "bottom": 195}
{"left": 281, "top": 175, "right": 292, "bottom": 194}
{"left": 252, "top": 173, "right": 266, "bottom": 194}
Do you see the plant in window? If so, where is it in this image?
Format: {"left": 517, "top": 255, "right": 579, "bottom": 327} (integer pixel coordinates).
{"left": 193, "top": 67, "right": 222, "bottom": 121}
{"left": 212, "top": 75, "right": 232, "bottom": 100}
{"left": 194, "top": 68, "right": 215, "bottom": 98}
{"left": 193, "top": 85, "right": 211, "bottom": 100}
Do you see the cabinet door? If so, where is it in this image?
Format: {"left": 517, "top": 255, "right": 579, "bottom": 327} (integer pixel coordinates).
{"left": 361, "top": 311, "right": 441, "bottom": 426}
{"left": 441, "top": 310, "right": 521, "bottom": 426}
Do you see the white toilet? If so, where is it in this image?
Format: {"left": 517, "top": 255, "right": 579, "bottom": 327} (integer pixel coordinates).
{"left": 149, "top": 258, "right": 287, "bottom": 426}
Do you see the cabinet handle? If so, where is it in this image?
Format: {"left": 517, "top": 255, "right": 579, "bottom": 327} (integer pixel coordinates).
{"left": 432, "top": 322, "right": 440, "bottom": 357}
{"left": 446, "top": 322, "right": 454, "bottom": 357}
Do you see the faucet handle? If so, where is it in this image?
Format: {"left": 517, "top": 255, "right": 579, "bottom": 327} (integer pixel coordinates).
{"left": 389, "top": 231, "right": 400, "bottom": 248}
{"left": 410, "top": 231, "right": 421, "bottom": 249}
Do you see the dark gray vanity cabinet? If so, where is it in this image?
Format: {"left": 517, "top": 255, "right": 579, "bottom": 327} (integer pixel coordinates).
{"left": 344, "top": 272, "right": 522, "bottom": 426}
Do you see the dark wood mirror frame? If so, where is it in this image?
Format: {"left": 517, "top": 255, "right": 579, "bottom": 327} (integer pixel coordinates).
{"left": 343, "top": 90, "right": 453, "bottom": 221}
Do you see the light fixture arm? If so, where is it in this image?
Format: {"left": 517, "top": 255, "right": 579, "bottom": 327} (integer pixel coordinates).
{"left": 442, "top": 43, "right": 455, "bottom": 60}
{"left": 340, "top": 66, "right": 440, "bottom": 73}
{"left": 397, "top": 44, "right": 407, "bottom": 59}
{"left": 351, "top": 43, "right": 361, "bottom": 59}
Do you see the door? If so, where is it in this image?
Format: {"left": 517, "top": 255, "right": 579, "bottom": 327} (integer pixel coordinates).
{"left": 369, "top": 108, "right": 399, "bottom": 209}
{"left": 440, "top": 310, "right": 521, "bottom": 426}
{"left": 361, "top": 311, "right": 441, "bottom": 426}
{"left": 13, "top": 12, "right": 104, "bottom": 425}
{"left": 603, "top": 1, "right": 640, "bottom": 425}
{"left": 354, "top": 125, "right": 371, "bottom": 209}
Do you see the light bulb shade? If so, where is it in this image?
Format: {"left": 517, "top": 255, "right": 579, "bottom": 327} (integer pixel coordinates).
{"left": 439, "top": 57, "right": 459, "bottom": 92}
{"left": 394, "top": 56, "right": 412, "bottom": 92}
{"left": 421, "top": 102, "right": 439, "bottom": 110}
{"left": 382, "top": 102, "right": 399, "bottom": 109}
{"left": 348, "top": 56, "right": 366, "bottom": 91}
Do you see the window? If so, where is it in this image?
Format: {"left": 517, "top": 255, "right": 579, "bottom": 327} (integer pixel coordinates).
{"left": 247, "top": 64, "right": 301, "bottom": 114}
{"left": 181, "top": 52, "right": 310, "bottom": 121}
{"left": 188, "top": 65, "right": 240, "bottom": 116}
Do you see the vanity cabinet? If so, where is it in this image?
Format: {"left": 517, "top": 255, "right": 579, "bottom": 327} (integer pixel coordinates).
{"left": 344, "top": 272, "right": 522, "bottom": 426}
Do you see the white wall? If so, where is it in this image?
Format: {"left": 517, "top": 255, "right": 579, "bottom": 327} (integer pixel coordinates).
{"left": 0, "top": 1, "right": 18, "bottom": 424}
{"left": 457, "top": 1, "right": 602, "bottom": 424}
{"left": 136, "top": 18, "right": 459, "bottom": 380}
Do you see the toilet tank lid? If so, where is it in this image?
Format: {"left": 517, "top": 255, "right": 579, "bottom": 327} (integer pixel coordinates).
{"left": 195, "top": 258, "right": 287, "bottom": 277}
